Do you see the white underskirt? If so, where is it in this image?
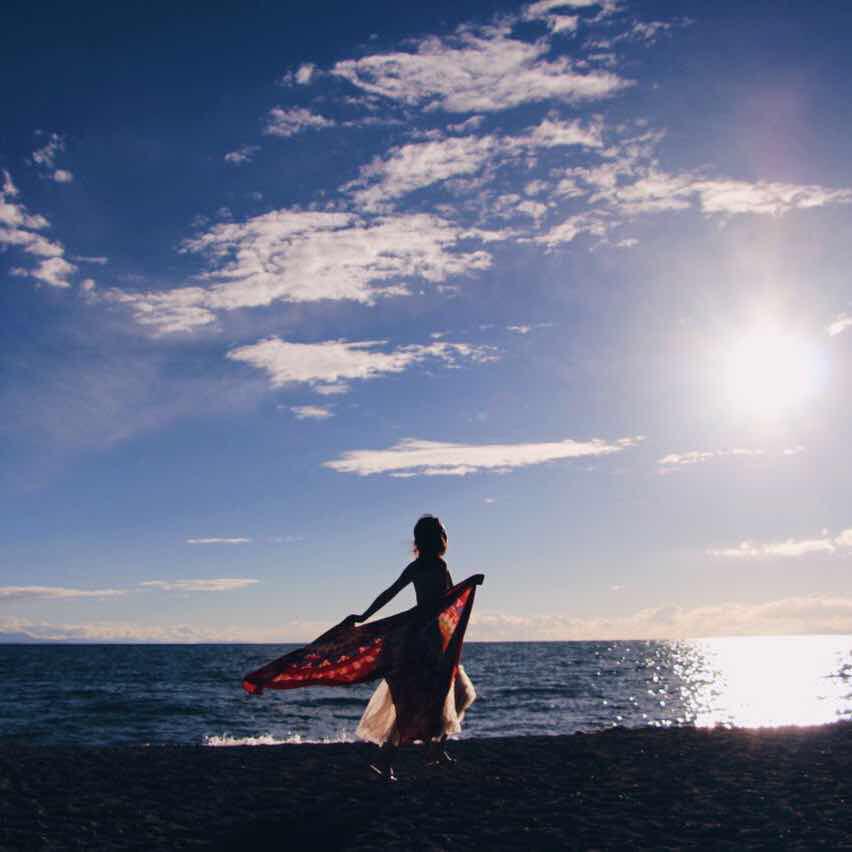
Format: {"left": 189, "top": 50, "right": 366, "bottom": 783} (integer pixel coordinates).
{"left": 356, "top": 665, "right": 476, "bottom": 746}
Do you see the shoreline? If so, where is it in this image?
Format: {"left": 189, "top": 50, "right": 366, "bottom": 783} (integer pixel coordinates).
{"left": 2, "top": 722, "right": 849, "bottom": 850}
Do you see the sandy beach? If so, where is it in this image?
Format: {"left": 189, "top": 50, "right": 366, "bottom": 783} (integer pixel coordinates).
{"left": 1, "top": 722, "right": 849, "bottom": 850}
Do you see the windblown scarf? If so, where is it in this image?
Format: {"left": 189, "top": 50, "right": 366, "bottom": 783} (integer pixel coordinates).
{"left": 243, "top": 574, "right": 483, "bottom": 740}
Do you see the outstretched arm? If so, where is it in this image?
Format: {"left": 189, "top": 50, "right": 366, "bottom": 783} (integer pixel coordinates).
{"left": 342, "top": 567, "right": 412, "bottom": 627}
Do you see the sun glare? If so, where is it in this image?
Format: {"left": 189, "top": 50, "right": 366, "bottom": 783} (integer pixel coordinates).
{"left": 721, "top": 325, "right": 823, "bottom": 419}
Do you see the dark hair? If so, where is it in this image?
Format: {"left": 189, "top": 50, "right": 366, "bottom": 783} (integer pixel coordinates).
{"left": 413, "top": 515, "right": 447, "bottom": 557}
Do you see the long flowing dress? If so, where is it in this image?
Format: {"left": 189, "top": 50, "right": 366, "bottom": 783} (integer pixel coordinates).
{"left": 357, "top": 556, "right": 477, "bottom": 745}
{"left": 242, "top": 570, "right": 482, "bottom": 745}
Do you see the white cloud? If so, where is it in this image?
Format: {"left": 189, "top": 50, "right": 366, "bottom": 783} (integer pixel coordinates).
{"left": 296, "top": 63, "right": 316, "bottom": 84}
{"left": 227, "top": 337, "right": 497, "bottom": 389}
{"left": 5, "top": 593, "right": 850, "bottom": 643}
{"left": 0, "top": 169, "right": 74, "bottom": 285}
{"left": 695, "top": 179, "right": 852, "bottom": 216}
{"left": 333, "top": 25, "right": 629, "bottom": 113}
{"left": 601, "top": 169, "right": 852, "bottom": 218}
{"left": 0, "top": 228, "right": 63, "bottom": 257}
{"left": 533, "top": 211, "right": 609, "bottom": 246}
{"left": 31, "top": 133, "right": 65, "bottom": 169}
{"left": 53, "top": 169, "right": 74, "bottom": 183}
{"left": 707, "top": 527, "right": 852, "bottom": 558}
{"left": 140, "top": 578, "right": 259, "bottom": 592}
{"left": 280, "top": 63, "right": 317, "bottom": 86}
{"left": 0, "top": 617, "right": 246, "bottom": 643}
{"left": 506, "top": 322, "right": 552, "bottom": 334}
{"left": 658, "top": 448, "right": 765, "bottom": 467}
{"left": 185, "top": 538, "right": 252, "bottom": 544}
{"left": 104, "top": 286, "right": 216, "bottom": 334}
{"left": 2, "top": 170, "right": 18, "bottom": 197}
{"left": 347, "top": 135, "right": 498, "bottom": 210}
{"left": 547, "top": 14, "right": 580, "bottom": 33}
{"left": 290, "top": 405, "right": 333, "bottom": 420}
{"left": 468, "top": 595, "right": 852, "bottom": 640}
{"left": 264, "top": 107, "right": 335, "bottom": 138}
{"left": 0, "top": 176, "right": 50, "bottom": 231}
{"left": 73, "top": 255, "right": 108, "bottom": 265}
{"left": 519, "top": 115, "right": 604, "bottom": 149}
{"left": 32, "top": 256, "right": 77, "bottom": 288}
{"left": 324, "top": 434, "right": 642, "bottom": 476}
{"left": 827, "top": 313, "right": 852, "bottom": 337}
{"left": 447, "top": 115, "right": 485, "bottom": 133}
{"left": 80, "top": 278, "right": 96, "bottom": 292}
{"left": 347, "top": 117, "right": 602, "bottom": 211}
{"left": 224, "top": 145, "right": 259, "bottom": 165}
{"left": 524, "top": 0, "right": 613, "bottom": 18}
{"left": 112, "top": 211, "right": 494, "bottom": 333}
{"left": 517, "top": 200, "right": 548, "bottom": 219}
{"left": 0, "top": 586, "right": 125, "bottom": 602}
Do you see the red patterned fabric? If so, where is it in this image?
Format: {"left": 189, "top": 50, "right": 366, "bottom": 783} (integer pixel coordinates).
{"left": 242, "top": 575, "right": 483, "bottom": 724}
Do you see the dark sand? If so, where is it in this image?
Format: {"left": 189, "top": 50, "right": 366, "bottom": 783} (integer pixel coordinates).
{"left": 1, "top": 723, "right": 849, "bottom": 851}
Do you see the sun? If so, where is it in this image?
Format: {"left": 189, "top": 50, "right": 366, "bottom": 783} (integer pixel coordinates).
{"left": 721, "top": 324, "right": 823, "bottom": 419}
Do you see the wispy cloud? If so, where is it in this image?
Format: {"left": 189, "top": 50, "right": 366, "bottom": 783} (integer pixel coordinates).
{"left": 30, "top": 132, "right": 65, "bottom": 169}
{"left": 224, "top": 145, "right": 259, "bottom": 165}
{"left": 707, "top": 527, "right": 852, "bottom": 559}
{"left": 324, "top": 435, "right": 642, "bottom": 476}
{"left": 227, "top": 337, "right": 497, "bottom": 391}
{"left": 0, "top": 617, "right": 242, "bottom": 643}
{"left": 0, "top": 586, "right": 125, "bottom": 602}
{"left": 279, "top": 63, "right": 317, "bottom": 86}
{"left": 185, "top": 538, "right": 252, "bottom": 545}
{"left": 290, "top": 405, "right": 333, "bottom": 420}
{"left": 658, "top": 448, "right": 766, "bottom": 467}
{"left": 598, "top": 170, "right": 852, "bottom": 218}
{"left": 506, "top": 322, "right": 553, "bottom": 334}
{"left": 30, "top": 133, "right": 74, "bottom": 183}
{"left": 345, "top": 116, "right": 603, "bottom": 212}
{"left": 264, "top": 107, "right": 335, "bottom": 138}
{"left": 333, "top": 21, "right": 629, "bottom": 113}
{"left": 5, "top": 593, "right": 850, "bottom": 643}
{"left": 827, "top": 313, "right": 852, "bottom": 337}
{"left": 110, "top": 211, "right": 494, "bottom": 333}
{"left": 0, "top": 170, "right": 75, "bottom": 287}
{"left": 347, "top": 134, "right": 499, "bottom": 211}
{"left": 533, "top": 211, "right": 609, "bottom": 246}
{"left": 469, "top": 595, "right": 852, "bottom": 640}
{"left": 140, "top": 578, "right": 259, "bottom": 592}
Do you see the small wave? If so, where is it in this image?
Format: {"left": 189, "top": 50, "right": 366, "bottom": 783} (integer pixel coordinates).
{"left": 203, "top": 731, "right": 356, "bottom": 747}
{"left": 289, "top": 697, "right": 366, "bottom": 709}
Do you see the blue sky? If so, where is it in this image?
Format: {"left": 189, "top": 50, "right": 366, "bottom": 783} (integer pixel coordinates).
{"left": 2, "top": 0, "right": 851, "bottom": 642}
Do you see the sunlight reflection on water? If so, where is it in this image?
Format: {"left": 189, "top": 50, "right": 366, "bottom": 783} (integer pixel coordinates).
{"left": 678, "top": 635, "right": 851, "bottom": 728}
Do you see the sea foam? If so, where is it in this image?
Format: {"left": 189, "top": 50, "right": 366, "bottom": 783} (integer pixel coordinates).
{"left": 203, "top": 731, "right": 356, "bottom": 747}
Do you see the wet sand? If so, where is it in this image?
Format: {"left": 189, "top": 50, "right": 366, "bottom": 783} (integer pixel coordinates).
{"left": 1, "top": 722, "right": 849, "bottom": 850}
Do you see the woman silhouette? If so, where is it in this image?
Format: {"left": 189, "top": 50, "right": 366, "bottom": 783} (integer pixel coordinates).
{"left": 342, "top": 515, "right": 476, "bottom": 780}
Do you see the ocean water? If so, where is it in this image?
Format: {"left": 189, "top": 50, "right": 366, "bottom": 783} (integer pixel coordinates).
{"left": 0, "top": 636, "right": 848, "bottom": 747}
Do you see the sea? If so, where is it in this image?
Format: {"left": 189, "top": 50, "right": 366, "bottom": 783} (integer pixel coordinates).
{"left": 0, "top": 636, "right": 849, "bottom": 747}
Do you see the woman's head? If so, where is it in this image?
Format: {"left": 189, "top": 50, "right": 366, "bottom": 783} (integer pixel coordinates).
{"left": 413, "top": 515, "right": 447, "bottom": 557}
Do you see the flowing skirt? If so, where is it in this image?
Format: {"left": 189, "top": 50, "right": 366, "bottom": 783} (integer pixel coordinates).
{"left": 356, "top": 665, "right": 476, "bottom": 746}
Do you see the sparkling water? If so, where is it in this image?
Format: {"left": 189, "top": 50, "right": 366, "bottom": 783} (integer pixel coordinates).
{"left": 0, "top": 637, "right": 848, "bottom": 746}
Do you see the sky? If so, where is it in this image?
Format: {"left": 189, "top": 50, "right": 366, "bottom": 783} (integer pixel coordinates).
{"left": 2, "top": 0, "right": 851, "bottom": 642}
